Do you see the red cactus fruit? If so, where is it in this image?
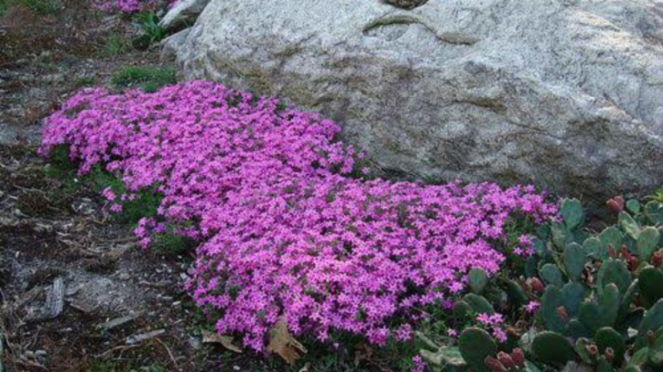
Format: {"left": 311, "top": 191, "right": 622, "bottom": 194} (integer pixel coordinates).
{"left": 484, "top": 356, "right": 508, "bottom": 372}
{"left": 586, "top": 344, "right": 598, "bottom": 356}
{"left": 556, "top": 306, "right": 570, "bottom": 324}
{"left": 511, "top": 348, "right": 525, "bottom": 368}
{"left": 497, "top": 352, "right": 515, "bottom": 369}
{"left": 605, "top": 347, "right": 614, "bottom": 363}
{"left": 528, "top": 277, "right": 544, "bottom": 293}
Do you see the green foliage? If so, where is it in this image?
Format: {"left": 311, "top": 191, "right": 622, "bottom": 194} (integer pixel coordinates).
{"left": 85, "top": 165, "right": 162, "bottom": 224}
{"left": 639, "top": 268, "right": 663, "bottom": 307}
{"left": 564, "top": 242, "right": 586, "bottom": 282}
{"left": 15, "top": 0, "right": 62, "bottom": 13}
{"left": 150, "top": 226, "right": 197, "bottom": 256}
{"left": 102, "top": 33, "right": 128, "bottom": 56}
{"left": 647, "top": 186, "right": 663, "bottom": 204}
{"left": 539, "top": 263, "right": 564, "bottom": 287}
{"left": 73, "top": 76, "right": 97, "bottom": 88}
{"left": 638, "top": 228, "right": 661, "bottom": 262}
{"left": 133, "top": 12, "right": 166, "bottom": 47}
{"left": 498, "top": 195, "right": 663, "bottom": 371}
{"left": 464, "top": 293, "right": 495, "bottom": 315}
{"left": 468, "top": 268, "right": 488, "bottom": 294}
{"left": 620, "top": 211, "right": 641, "bottom": 240}
{"left": 644, "top": 201, "right": 663, "bottom": 226}
{"left": 540, "top": 285, "right": 566, "bottom": 333}
{"left": 458, "top": 327, "right": 497, "bottom": 372}
{"left": 111, "top": 66, "right": 176, "bottom": 92}
{"left": 596, "top": 259, "right": 630, "bottom": 296}
{"left": 595, "top": 327, "right": 625, "bottom": 366}
{"left": 560, "top": 198, "right": 584, "bottom": 230}
{"left": 531, "top": 331, "right": 576, "bottom": 366}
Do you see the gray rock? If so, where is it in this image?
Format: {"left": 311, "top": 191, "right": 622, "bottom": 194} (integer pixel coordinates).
{"left": 159, "top": 0, "right": 210, "bottom": 31}
{"left": 164, "top": 0, "right": 663, "bottom": 201}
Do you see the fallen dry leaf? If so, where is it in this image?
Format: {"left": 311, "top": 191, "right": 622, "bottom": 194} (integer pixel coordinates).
{"left": 201, "top": 330, "right": 242, "bottom": 353}
{"left": 267, "top": 317, "right": 307, "bottom": 365}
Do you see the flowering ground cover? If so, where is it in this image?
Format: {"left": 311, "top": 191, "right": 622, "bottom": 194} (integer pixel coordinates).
{"left": 39, "top": 81, "right": 559, "bottom": 359}
{"left": 93, "top": 0, "right": 175, "bottom": 14}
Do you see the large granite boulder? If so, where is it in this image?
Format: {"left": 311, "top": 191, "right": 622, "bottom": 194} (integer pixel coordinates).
{"left": 163, "top": 0, "right": 663, "bottom": 201}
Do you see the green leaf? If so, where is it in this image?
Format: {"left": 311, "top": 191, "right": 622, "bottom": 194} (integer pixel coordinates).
{"left": 540, "top": 263, "right": 564, "bottom": 287}
{"left": 650, "top": 333, "right": 663, "bottom": 365}
{"left": 620, "top": 211, "right": 641, "bottom": 240}
{"left": 561, "top": 282, "right": 585, "bottom": 317}
{"left": 420, "top": 347, "right": 466, "bottom": 367}
{"left": 627, "top": 199, "right": 641, "bottom": 214}
{"left": 638, "top": 268, "right": 663, "bottom": 307}
{"left": 564, "top": 243, "right": 585, "bottom": 281}
{"left": 464, "top": 293, "right": 495, "bottom": 315}
{"left": 637, "top": 227, "right": 661, "bottom": 261}
{"left": 598, "top": 227, "right": 623, "bottom": 259}
{"left": 561, "top": 198, "right": 584, "bottom": 230}
{"left": 531, "top": 331, "right": 576, "bottom": 366}
{"left": 597, "top": 259, "right": 631, "bottom": 296}
{"left": 583, "top": 237, "right": 603, "bottom": 260}
{"left": 467, "top": 268, "right": 488, "bottom": 294}
{"left": 597, "top": 284, "right": 620, "bottom": 327}
{"left": 644, "top": 201, "right": 663, "bottom": 225}
{"left": 458, "top": 328, "right": 497, "bottom": 372}
{"left": 638, "top": 299, "right": 663, "bottom": 347}
{"left": 595, "top": 327, "right": 625, "bottom": 366}
{"left": 540, "top": 285, "right": 566, "bottom": 333}
{"left": 551, "top": 221, "right": 571, "bottom": 250}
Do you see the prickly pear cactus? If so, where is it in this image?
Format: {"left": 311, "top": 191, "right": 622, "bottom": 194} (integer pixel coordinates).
{"left": 458, "top": 327, "right": 497, "bottom": 372}
{"left": 531, "top": 331, "right": 576, "bottom": 366}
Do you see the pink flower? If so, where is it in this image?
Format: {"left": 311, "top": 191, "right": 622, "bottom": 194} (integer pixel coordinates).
{"left": 102, "top": 187, "right": 116, "bottom": 201}
{"left": 39, "top": 81, "right": 558, "bottom": 350}
{"left": 524, "top": 300, "right": 540, "bottom": 314}
{"left": 411, "top": 355, "right": 426, "bottom": 372}
{"left": 477, "top": 313, "right": 492, "bottom": 325}
{"left": 493, "top": 328, "right": 507, "bottom": 343}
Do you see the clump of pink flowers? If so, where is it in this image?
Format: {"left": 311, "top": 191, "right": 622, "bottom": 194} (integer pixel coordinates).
{"left": 476, "top": 313, "right": 507, "bottom": 343}
{"left": 93, "top": 0, "right": 176, "bottom": 14}
{"left": 40, "top": 81, "right": 557, "bottom": 350}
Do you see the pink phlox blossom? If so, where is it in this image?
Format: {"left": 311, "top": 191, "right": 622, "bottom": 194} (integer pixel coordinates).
{"left": 39, "top": 81, "right": 558, "bottom": 350}
{"left": 524, "top": 300, "right": 540, "bottom": 314}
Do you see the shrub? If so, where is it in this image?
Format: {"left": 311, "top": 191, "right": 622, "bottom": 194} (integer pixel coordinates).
{"left": 422, "top": 196, "right": 663, "bottom": 372}
{"left": 40, "top": 81, "right": 557, "bottom": 352}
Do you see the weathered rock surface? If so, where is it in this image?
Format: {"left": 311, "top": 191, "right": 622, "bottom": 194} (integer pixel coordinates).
{"left": 163, "top": 0, "right": 663, "bottom": 201}
{"left": 159, "top": 0, "right": 209, "bottom": 31}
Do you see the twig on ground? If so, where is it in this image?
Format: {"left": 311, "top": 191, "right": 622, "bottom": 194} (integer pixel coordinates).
{"left": 154, "top": 337, "right": 179, "bottom": 370}
{"left": 96, "top": 344, "right": 141, "bottom": 358}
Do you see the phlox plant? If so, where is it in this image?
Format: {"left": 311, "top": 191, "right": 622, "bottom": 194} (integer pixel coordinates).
{"left": 40, "top": 81, "right": 558, "bottom": 352}
{"left": 93, "top": 0, "right": 175, "bottom": 14}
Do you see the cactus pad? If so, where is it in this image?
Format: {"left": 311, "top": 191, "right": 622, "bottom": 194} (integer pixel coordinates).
{"left": 531, "top": 331, "right": 576, "bottom": 366}
{"left": 458, "top": 327, "right": 498, "bottom": 372}
{"left": 564, "top": 243, "right": 586, "bottom": 282}
{"left": 595, "top": 327, "right": 625, "bottom": 366}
